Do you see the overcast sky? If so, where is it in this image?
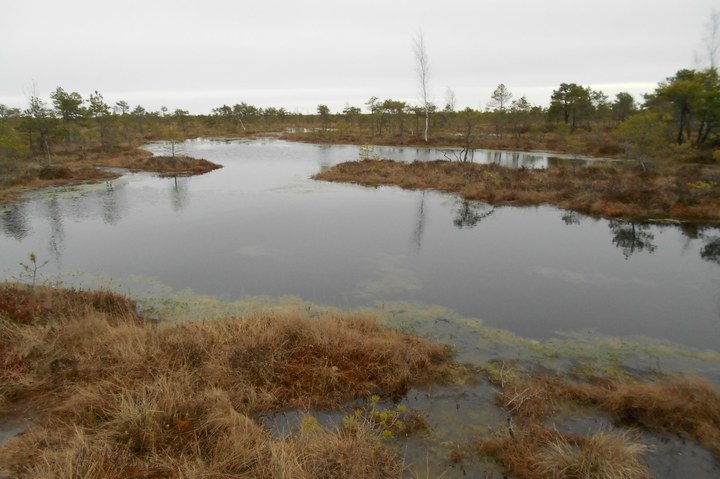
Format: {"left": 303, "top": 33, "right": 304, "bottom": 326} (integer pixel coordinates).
{"left": 1, "top": 0, "right": 716, "bottom": 114}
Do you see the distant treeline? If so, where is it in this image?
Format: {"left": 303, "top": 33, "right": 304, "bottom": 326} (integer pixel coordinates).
{"left": 0, "top": 67, "right": 718, "bottom": 163}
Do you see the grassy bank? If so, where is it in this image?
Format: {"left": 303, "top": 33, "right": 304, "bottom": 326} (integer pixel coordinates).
{"left": 314, "top": 159, "right": 720, "bottom": 223}
{"left": 0, "top": 284, "right": 456, "bottom": 478}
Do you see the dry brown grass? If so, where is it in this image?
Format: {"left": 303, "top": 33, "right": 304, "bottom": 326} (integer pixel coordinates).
{"left": 472, "top": 371, "right": 720, "bottom": 477}
{"left": 533, "top": 430, "right": 651, "bottom": 479}
{"left": 314, "top": 159, "right": 720, "bottom": 222}
{"left": 0, "top": 283, "right": 456, "bottom": 477}
{"left": 474, "top": 424, "right": 650, "bottom": 479}
{"left": 574, "top": 376, "right": 720, "bottom": 459}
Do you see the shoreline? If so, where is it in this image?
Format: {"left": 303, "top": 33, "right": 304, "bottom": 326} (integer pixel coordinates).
{"left": 314, "top": 158, "right": 720, "bottom": 224}
{"left": 3, "top": 135, "right": 719, "bottom": 225}
{"left": 0, "top": 147, "right": 222, "bottom": 206}
{"left": 0, "top": 283, "right": 718, "bottom": 477}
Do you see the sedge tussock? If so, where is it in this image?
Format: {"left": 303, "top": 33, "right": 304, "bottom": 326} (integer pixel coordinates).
{"left": 533, "top": 430, "right": 651, "bottom": 479}
{"left": 475, "top": 424, "right": 651, "bottom": 479}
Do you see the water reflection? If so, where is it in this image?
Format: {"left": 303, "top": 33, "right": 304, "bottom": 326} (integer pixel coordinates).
{"left": 452, "top": 200, "right": 494, "bottom": 229}
{"left": 560, "top": 210, "right": 582, "bottom": 226}
{"left": 410, "top": 192, "right": 427, "bottom": 251}
{"left": 700, "top": 237, "right": 720, "bottom": 265}
{"left": 0, "top": 139, "right": 718, "bottom": 351}
{"left": 476, "top": 150, "right": 544, "bottom": 168}
{"left": 44, "top": 197, "right": 65, "bottom": 264}
{"left": 0, "top": 203, "right": 30, "bottom": 241}
{"left": 687, "top": 226, "right": 720, "bottom": 266}
{"left": 569, "top": 214, "right": 720, "bottom": 266}
{"left": 101, "top": 182, "right": 120, "bottom": 225}
{"left": 609, "top": 220, "right": 658, "bottom": 259}
{"left": 370, "top": 145, "right": 568, "bottom": 169}
{"left": 316, "top": 144, "right": 334, "bottom": 171}
{"left": 169, "top": 176, "right": 189, "bottom": 213}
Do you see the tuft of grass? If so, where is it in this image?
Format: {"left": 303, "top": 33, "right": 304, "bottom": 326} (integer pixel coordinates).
{"left": 474, "top": 424, "right": 651, "bottom": 479}
{"left": 533, "top": 430, "right": 651, "bottom": 479}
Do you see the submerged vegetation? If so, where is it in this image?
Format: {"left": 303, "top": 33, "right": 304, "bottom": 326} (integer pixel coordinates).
{"left": 314, "top": 159, "right": 720, "bottom": 222}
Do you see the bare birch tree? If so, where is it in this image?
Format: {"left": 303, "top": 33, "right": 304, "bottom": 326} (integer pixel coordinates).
{"left": 414, "top": 32, "right": 431, "bottom": 143}
{"left": 704, "top": 9, "right": 720, "bottom": 68}
{"left": 444, "top": 87, "right": 456, "bottom": 112}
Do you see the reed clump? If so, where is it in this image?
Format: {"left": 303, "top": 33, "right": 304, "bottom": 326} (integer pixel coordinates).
{"left": 0, "top": 283, "right": 455, "bottom": 477}
{"left": 314, "top": 160, "right": 720, "bottom": 222}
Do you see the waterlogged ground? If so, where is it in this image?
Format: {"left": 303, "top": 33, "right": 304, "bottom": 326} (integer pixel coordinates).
{"left": 5, "top": 274, "right": 716, "bottom": 477}
{"left": 1, "top": 138, "right": 719, "bottom": 476}
{"left": 153, "top": 287, "right": 719, "bottom": 477}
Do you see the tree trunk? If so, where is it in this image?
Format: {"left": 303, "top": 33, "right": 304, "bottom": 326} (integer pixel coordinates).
{"left": 424, "top": 110, "right": 429, "bottom": 143}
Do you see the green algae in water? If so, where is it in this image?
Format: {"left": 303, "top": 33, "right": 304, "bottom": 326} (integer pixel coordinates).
{"left": 29, "top": 271, "right": 720, "bottom": 381}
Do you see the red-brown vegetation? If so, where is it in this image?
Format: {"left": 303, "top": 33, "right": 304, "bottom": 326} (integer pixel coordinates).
{"left": 124, "top": 155, "right": 222, "bottom": 176}
{"left": 0, "top": 284, "right": 458, "bottom": 477}
{"left": 469, "top": 371, "right": 720, "bottom": 478}
{"left": 314, "top": 159, "right": 720, "bottom": 222}
{"left": 0, "top": 148, "right": 221, "bottom": 205}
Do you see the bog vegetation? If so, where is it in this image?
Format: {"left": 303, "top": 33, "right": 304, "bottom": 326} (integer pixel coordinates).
{"left": 0, "top": 283, "right": 459, "bottom": 477}
{"left": 3, "top": 284, "right": 720, "bottom": 477}
{"left": 314, "top": 158, "right": 720, "bottom": 222}
{"left": 1, "top": 66, "right": 719, "bottom": 206}
{"left": 1, "top": 53, "right": 720, "bottom": 478}
{"left": 460, "top": 367, "right": 720, "bottom": 479}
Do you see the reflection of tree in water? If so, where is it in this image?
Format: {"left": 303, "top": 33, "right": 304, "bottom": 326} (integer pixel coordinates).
{"left": 561, "top": 210, "right": 582, "bottom": 225}
{"left": 0, "top": 203, "right": 30, "bottom": 241}
{"left": 45, "top": 197, "right": 65, "bottom": 263}
{"left": 679, "top": 223, "right": 702, "bottom": 240}
{"left": 700, "top": 237, "right": 720, "bottom": 265}
{"left": 453, "top": 200, "right": 494, "bottom": 229}
{"left": 687, "top": 225, "right": 720, "bottom": 266}
{"left": 410, "top": 192, "right": 426, "bottom": 251}
{"left": 101, "top": 182, "right": 121, "bottom": 225}
{"left": 170, "top": 176, "right": 189, "bottom": 213}
{"left": 317, "top": 144, "right": 333, "bottom": 171}
{"left": 669, "top": 224, "right": 720, "bottom": 266}
{"left": 608, "top": 220, "right": 657, "bottom": 259}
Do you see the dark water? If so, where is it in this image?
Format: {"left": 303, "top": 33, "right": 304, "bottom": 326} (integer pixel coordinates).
{"left": 1, "top": 138, "right": 718, "bottom": 351}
